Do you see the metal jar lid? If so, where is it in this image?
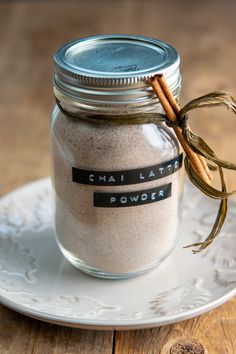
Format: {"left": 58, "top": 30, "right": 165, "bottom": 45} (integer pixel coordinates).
{"left": 54, "top": 34, "right": 181, "bottom": 112}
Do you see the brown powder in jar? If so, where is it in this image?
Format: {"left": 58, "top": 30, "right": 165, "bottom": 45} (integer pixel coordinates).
{"left": 51, "top": 109, "right": 183, "bottom": 275}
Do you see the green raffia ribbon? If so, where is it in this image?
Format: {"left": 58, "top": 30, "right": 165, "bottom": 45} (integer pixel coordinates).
{"left": 55, "top": 90, "right": 236, "bottom": 253}
{"left": 175, "top": 91, "right": 236, "bottom": 252}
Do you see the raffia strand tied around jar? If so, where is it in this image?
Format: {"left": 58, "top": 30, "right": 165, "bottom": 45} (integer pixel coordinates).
{"left": 149, "top": 75, "right": 236, "bottom": 253}
{"left": 54, "top": 76, "right": 236, "bottom": 253}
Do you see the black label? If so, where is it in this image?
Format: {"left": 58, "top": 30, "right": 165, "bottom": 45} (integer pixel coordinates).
{"left": 94, "top": 183, "right": 172, "bottom": 208}
{"left": 72, "top": 153, "right": 182, "bottom": 186}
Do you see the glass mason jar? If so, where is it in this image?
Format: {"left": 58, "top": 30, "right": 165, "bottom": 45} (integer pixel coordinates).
{"left": 50, "top": 34, "right": 183, "bottom": 279}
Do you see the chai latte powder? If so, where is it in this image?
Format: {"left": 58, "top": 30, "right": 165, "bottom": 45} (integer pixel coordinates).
{"left": 52, "top": 109, "right": 183, "bottom": 275}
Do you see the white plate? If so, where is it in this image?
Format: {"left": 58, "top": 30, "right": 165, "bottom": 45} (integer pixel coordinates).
{"left": 0, "top": 178, "right": 235, "bottom": 330}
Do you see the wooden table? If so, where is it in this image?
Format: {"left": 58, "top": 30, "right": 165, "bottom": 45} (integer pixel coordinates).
{"left": 0, "top": 1, "right": 236, "bottom": 353}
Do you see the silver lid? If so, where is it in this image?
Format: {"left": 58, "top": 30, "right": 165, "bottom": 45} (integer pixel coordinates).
{"left": 54, "top": 34, "right": 181, "bottom": 112}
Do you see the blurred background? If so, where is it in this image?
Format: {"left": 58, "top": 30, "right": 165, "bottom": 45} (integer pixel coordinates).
{"left": 1, "top": 0, "right": 236, "bottom": 195}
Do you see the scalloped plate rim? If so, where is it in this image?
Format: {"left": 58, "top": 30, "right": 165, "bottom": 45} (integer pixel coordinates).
{"left": 0, "top": 285, "right": 236, "bottom": 329}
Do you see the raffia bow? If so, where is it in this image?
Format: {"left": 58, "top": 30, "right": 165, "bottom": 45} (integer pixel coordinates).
{"left": 169, "top": 90, "right": 236, "bottom": 252}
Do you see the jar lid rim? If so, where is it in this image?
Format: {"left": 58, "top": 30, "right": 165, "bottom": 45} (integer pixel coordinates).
{"left": 54, "top": 34, "right": 180, "bottom": 88}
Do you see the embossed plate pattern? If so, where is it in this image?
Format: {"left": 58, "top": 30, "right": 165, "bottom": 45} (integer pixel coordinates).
{"left": 0, "top": 178, "right": 235, "bottom": 329}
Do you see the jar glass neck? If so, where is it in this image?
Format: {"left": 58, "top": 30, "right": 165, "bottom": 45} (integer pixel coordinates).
{"left": 54, "top": 85, "right": 181, "bottom": 116}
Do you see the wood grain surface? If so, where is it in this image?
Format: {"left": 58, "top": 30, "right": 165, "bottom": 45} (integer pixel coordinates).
{"left": 0, "top": 1, "right": 236, "bottom": 353}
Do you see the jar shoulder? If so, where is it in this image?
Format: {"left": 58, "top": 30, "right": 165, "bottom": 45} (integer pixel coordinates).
{"left": 50, "top": 109, "right": 180, "bottom": 169}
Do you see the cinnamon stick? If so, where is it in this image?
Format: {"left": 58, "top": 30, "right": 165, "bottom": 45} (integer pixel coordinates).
{"left": 156, "top": 74, "right": 213, "bottom": 182}
{"left": 148, "top": 76, "right": 212, "bottom": 185}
